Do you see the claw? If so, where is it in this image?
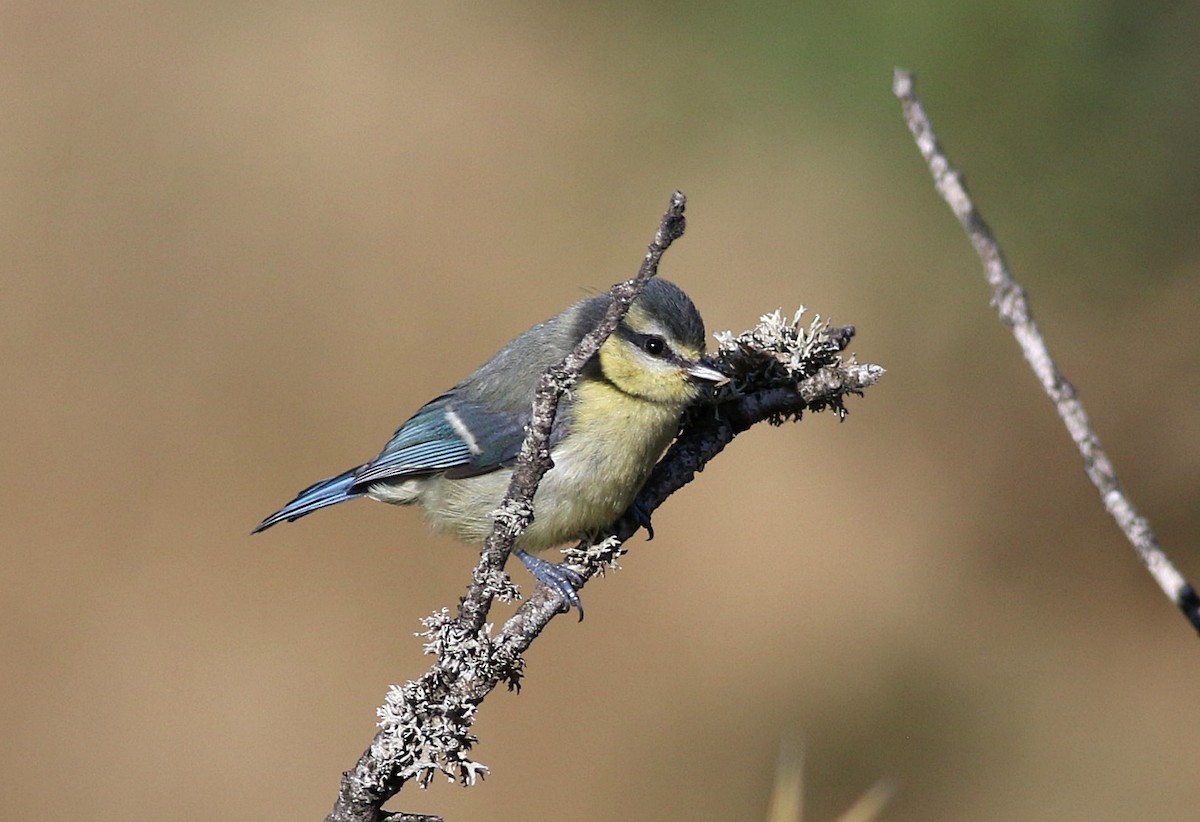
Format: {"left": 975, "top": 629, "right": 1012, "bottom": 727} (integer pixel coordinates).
{"left": 629, "top": 499, "right": 655, "bottom": 541}
{"left": 515, "top": 549, "right": 586, "bottom": 620}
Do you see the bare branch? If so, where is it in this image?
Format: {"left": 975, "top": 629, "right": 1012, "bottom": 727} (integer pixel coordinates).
{"left": 893, "top": 67, "right": 1200, "bottom": 635}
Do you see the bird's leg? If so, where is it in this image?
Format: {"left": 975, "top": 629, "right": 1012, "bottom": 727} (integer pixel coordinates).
{"left": 515, "top": 549, "right": 586, "bottom": 620}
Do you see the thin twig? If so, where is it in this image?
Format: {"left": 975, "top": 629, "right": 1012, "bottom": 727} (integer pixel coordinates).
{"left": 893, "top": 67, "right": 1200, "bottom": 635}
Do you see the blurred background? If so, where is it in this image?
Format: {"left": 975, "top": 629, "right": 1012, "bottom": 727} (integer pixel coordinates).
{"left": 5, "top": 3, "right": 1200, "bottom": 820}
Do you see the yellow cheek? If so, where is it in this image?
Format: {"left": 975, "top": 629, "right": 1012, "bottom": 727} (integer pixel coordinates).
{"left": 598, "top": 340, "right": 698, "bottom": 405}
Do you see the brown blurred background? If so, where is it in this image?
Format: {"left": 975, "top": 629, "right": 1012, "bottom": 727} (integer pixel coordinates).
{"left": 5, "top": 3, "right": 1200, "bottom": 820}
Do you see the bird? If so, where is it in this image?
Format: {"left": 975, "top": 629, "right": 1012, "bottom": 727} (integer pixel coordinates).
{"left": 253, "top": 278, "right": 726, "bottom": 612}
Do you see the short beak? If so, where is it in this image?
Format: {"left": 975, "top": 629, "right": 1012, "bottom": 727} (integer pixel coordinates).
{"left": 687, "top": 360, "right": 730, "bottom": 387}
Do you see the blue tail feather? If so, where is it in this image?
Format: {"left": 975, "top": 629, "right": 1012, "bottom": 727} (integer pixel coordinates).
{"left": 253, "top": 468, "right": 364, "bottom": 533}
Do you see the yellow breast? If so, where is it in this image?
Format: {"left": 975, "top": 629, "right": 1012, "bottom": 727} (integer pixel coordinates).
{"left": 411, "top": 378, "right": 684, "bottom": 551}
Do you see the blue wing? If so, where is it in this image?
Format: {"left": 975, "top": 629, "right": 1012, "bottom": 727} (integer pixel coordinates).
{"left": 254, "top": 393, "right": 533, "bottom": 533}
{"left": 352, "top": 393, "right": 526, "bottom": 485}
{"left": 254, "top": 294, "right": 601, "bottom": 533}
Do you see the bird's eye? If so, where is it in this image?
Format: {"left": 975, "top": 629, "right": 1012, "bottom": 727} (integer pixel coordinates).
{"left": 642, "top": 336, "right": 666, "bottom": 357}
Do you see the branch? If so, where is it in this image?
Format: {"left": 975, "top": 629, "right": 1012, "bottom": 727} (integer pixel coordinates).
{"left": 456, "top": 190, "right": 688, "bottom": 634}
{"left": 495, "top": 355, "right": 883, "bottom": 670}
{"left": 326, "top": 192, "right": 687, "bottom": 822}
{"left": 893, "top": 67, "right": 1200, "bottom": 635}
{"left": 325, "top": 196, "right": 885, "bottom": 822}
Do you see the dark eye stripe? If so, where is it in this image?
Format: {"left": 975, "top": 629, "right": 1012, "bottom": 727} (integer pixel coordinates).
{"left": 616, "top": 324, "right": 679, "bottom": 363}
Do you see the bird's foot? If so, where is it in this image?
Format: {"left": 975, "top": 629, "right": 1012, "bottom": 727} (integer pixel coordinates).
{"left": 515, "top": 549, "right": 586, "bottom": 620}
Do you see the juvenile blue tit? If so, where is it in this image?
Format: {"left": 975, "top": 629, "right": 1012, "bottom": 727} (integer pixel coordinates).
{"left": 254, "top": 278, "right": 725, "bottom": 604}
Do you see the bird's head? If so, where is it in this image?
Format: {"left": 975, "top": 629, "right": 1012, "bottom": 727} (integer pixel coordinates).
{"left": 596, "top": 279, "right": 727, "bottom": 406}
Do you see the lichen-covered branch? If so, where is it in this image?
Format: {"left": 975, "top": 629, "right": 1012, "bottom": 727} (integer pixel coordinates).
{"left": 893, "top": 67, "right": 1200, "bottom": 636}
{"left": 457, "top": 191, "right": 689, "bottom": 636}
{"left": 495, "top": 313, "right": 881, "bottom": 672}
{"left": 325, "top": 194, "right": 885, "bottom": 822}
{"left": 326, "top": 192, "right": 687, "bottom": 822}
